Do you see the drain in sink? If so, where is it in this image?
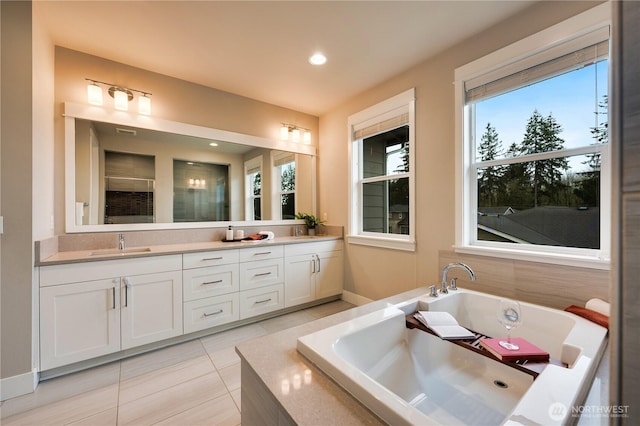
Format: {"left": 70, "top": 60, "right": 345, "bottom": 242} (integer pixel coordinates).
{"left": 493, "top": 379, "right": 509, "bottom": 388}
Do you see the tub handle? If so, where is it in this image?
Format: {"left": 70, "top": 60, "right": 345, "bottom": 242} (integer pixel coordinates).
{"left": 449, "top": 277, "right": 458, "bottom": 291}
{"left": 429, "top": 285, "right": 438, "bottom": 298}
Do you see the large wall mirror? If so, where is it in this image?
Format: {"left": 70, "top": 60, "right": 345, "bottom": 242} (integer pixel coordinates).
{"left": 65, "top": 102, "right": 316, "bottom": 232}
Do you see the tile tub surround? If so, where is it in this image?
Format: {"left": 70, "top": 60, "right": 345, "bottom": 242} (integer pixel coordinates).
{"left": 236, "top": 287, "right": 610, "bottom": 426}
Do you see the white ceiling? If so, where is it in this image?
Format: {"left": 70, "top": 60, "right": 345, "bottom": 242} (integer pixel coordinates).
{"left": 37, "top": 1, "right": 535, "bottom": 116}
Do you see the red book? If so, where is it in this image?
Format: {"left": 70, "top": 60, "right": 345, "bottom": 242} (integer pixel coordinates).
{"left": 479, "top": 337, "right": 550, "bottom": 362}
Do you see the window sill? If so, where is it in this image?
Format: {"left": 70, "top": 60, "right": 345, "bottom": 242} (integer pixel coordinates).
{"left": 453, "top": 245, "right": 610, "bottom": 270}
{"left": 347, "top": 235, "right": 416, "bottom": 252}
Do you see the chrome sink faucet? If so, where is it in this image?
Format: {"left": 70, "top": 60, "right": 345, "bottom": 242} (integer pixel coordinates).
{"left": 440, "top": 262, "right": 476, "bottom": 294}
{"left": 118, "top": 233, "right": 125, "bottom": 251}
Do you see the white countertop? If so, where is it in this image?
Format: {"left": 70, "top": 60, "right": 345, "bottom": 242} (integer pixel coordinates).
{"left": 37, "top": 235, "right": 341, "bottom": 266}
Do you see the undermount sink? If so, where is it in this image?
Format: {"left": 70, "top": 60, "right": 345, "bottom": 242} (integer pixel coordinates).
{"left": 89, "top": 247, "right": 152, "bottom": 256}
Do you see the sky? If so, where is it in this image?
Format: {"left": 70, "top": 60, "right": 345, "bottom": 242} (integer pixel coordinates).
{"left": 475, "top": 59, "right": 608, "bottom": 173}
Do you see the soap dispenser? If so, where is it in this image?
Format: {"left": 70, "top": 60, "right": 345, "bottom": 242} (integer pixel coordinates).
{"left": 226, "top": 225, "right": 234, "bottom": 241}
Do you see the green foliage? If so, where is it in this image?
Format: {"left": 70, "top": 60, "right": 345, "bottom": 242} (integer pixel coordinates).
{"left": 477, "top": 123, "right": 505, "bottom": 207}
{"left": 520, "top": 110, "right": 568, "bottom": 207}
{"left": 295, "top": 212, "right": 324, "bottom": 229}
{"left": 477, "top": 104, "right": 607, "bottom": 210}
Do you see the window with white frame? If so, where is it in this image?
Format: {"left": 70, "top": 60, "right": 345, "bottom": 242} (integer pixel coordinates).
{"left": 349, "top": 89, "right": 415, "bottom": 251}
{"left": 244, "top": 156, "right": 262, "bottom": 221}
{"left": 272, "top": 151, "right": 296, "bottom": 220}
{"left": 454, "top": 4, "right": 610, "bottom": 267}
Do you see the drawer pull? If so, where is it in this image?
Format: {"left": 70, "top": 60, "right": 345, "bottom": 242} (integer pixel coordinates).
{"left": 112, "top": 287, "right": 116, "bottom": 309}
{"left": 255, "top": 298, "right": 272, "bottom": 304}
{"left": 254, "top": 251, "right": 272, "bottom": 255}
{"left": 202, "top": 256, "right": 223, "bottom": 261}
{"left": 204, "top": 309, "right": 224, "bottom": 317}
{"left": 254, "top": 272, "right": 272, "bottom": 277}
{"left": 203, "top": 279, "right": 224, "bottom": 285}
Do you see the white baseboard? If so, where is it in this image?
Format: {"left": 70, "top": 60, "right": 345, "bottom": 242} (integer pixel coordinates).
{"left": 341, "top": 290, "right": 374, "bottom": 306}
{"left": 1, "top": 369, "right": 38, "bottom": 401}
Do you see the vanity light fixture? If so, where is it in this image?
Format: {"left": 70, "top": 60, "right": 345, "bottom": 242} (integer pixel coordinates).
{"left": 280, "top": 123, "right": 311, "bottom": 144}
{"left": 138, "top": 94, "right": 152, "bottom": 115}
{"left": 85, "top": 78, "right": 152, "bottom": 115}
{"left": 188, "top": 177, "right": 206, "bottom": 188}
{"left": 111, "top": 87, "right": 132, "bottom": 111}
{"left": 292, "top": 128, "right": 301, "bottom": 143}
{"left": 87, "top": 81, "right": 103, "bottom": 106}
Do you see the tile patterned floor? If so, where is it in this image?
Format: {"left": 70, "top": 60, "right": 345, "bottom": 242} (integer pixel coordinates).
{"left": 0, "top": 300, "right": 354, "bottom": 426}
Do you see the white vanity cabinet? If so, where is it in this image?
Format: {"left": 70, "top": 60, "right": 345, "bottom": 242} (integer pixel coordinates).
{"left": 39, "top": 255, "right": 182, "bottom": 370}
{"left": 183, "top": 250, "right": 240, "bottom": 333}
{"left": 38, "top": 238, "right": 344, "bottom": 371}
{"left": 284, "top": 241, "right": 343, "bottom": 308}
{"left": 239, "top": 245, "right": 285, "bottom": 319}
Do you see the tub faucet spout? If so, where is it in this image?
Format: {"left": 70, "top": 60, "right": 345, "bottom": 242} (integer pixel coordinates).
{"left": 118, "top": 233, "right": 125, "bottom": 251}
{"left": 441, "top": 262, "right": 476, "bottom": 293}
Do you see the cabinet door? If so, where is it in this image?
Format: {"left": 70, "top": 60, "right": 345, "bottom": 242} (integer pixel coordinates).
{"left": 284, "top": 254, "right": 316, "bottom": 307}
{"left": 315, "top": 251, "right": 344, "bottom": 299}
{"left": 121, "top": 271, "right": 183, "bottom": 350}
{"left": 40, "top": 279, "right": 121, "bottom": 370}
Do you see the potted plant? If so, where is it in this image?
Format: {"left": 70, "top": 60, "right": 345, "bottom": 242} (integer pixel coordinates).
{"left": 295, "top": 212, "right": 324, "bottom": 236}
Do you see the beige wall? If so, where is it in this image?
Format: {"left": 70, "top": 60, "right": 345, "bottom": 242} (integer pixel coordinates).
{"left": 318, "top": 1, "right": 606, "bottom": 301}
{"left": 1, "top": 0, "right": 35, "bottom": 381}
{"left": 0, "top": 0, "right": 610, "bottom": 390}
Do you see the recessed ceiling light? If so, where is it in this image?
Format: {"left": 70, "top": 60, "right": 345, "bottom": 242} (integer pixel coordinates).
{"left": 209, "top": 142, "right": 218, "bottom": 147}
{"left": 309, "top": 53, "right": 327, "bottom": 66}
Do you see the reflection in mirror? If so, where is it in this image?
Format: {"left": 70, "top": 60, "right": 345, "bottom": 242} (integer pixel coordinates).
{"left": 244, "top": 156, "right": 262, "bottom": 220}
{"left": 70, "top": 111, "right": 316, "bottom": 231}
{"left": 274, "top": 152, "right": 296, "bottom": 220}
{"left": 173, "top": 160, "right": 229, "bottom": 222}
{"left": 104, "top": 151, "right": 155, "bottom": 224}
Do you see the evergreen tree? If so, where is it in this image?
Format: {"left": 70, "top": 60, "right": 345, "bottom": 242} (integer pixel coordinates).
{"left": 575, "top": 95, "right": 608, "bottom": 206}
{"left": 501, "top": 142, "right": 531, "bottom": 209}
{"left": 477, "top": 123, "right": 504, "bottom": 207}
{"left": 520, "top": 110, "right": 568, "bottom": 207}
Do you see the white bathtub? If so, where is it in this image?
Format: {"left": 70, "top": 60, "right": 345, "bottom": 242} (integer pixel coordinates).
{"left": 297, "top": 289, "right": 608, "bottom": 425}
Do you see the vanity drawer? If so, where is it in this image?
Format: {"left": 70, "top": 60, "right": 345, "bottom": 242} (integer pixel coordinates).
{"left": 183, "top": 264, "right": 239, "bottom": 301}
{"left": 239, "top": 245, "right": 283, "bottom": 262}
{"left": 239, "top": 284, "right": 284, "bottom": 320}
{"left": 183, "top": 293, "right": 239, "bottom": 333}
{"left": 183, "top": 249, "right": 239, "bottom": 269}
{"left": 239, "top": 258, "right": 284, "bottom": 291}
{"left": 284, "top": 240, "right": 343, "bottom": 256}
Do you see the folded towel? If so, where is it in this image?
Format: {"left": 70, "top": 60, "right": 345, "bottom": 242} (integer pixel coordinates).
{"left": 243, "top": 233, "right": 268, "bottom": 241}
{"left": 585, "top": 298, "right": 610, "bottom": 317}
{"left": 565, "top": 305, "right": 609, "bottom": 329}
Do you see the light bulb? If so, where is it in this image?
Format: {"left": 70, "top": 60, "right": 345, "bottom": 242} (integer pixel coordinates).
{"left": 309, "top": 53, "right": 327, "bottom": 65}
{"left": 280, "top": 125, "right": 289, "bottom": 140}
{"left": 87, "top": 83, "right": 103, "bottom": 106}
{"left": 138, "top": 95, "right": 151, "bottom": 115}
{"left": 303, "top": 131, "right": 311, "bottom": 144}
{"left": 292, "top": 128, "right": 301, "bottom": 143}
{"left": 114, "top": 90, "right": 129, "bottom": 111}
